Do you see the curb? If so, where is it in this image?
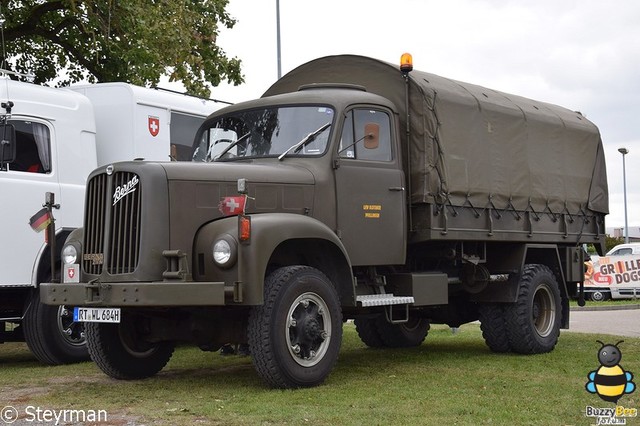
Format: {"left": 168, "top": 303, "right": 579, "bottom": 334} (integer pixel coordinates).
{"left": 571, "top": 303, "right": 640, "bottom": 312}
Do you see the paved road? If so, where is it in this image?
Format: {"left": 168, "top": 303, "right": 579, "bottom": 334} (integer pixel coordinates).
{"left": 566, "top": 305, "right": 640, "bottom": 337}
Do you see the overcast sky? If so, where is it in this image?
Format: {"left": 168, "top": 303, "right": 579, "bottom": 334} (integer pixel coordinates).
{"left": 208, "top": 0, "right": 639, "bottom": 230}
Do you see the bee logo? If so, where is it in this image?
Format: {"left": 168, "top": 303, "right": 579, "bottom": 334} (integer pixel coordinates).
{"left": 586, "top": 340, "right": 636, "bottom": 403}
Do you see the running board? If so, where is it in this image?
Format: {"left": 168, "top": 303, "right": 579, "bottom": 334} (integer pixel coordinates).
{"left": 356, "top": 294, "right": 414, "bottom": 307}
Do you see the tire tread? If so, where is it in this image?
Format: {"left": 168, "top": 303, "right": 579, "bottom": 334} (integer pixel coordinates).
{"left": 248, "top": 265, "right": 342, "bottom": 388}
{"left": 504, "top": 264, "right": 561, "bottom": 354}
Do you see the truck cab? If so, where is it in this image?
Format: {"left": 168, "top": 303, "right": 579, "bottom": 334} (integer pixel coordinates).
{"left": 192, "top": 85, "right": 407, "bottom": 266}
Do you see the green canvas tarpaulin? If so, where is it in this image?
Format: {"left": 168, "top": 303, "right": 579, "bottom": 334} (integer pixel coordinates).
{"left": 264, "top": 55, "right": 609, "bottom": 216}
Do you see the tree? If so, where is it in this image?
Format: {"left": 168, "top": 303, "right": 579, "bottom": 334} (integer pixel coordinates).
{"left": 605, "top": 235, "right": 624, "bottom": 253}
{"left": 0, "top": 0, "right": 243, "bottom": 97}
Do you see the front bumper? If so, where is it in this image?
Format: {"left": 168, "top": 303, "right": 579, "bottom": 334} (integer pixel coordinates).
{"left": 40, "top": 281, "right": 227, "bottom": 307}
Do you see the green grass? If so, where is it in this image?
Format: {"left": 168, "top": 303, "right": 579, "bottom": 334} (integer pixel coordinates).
{"left": 1, "top": 324, "right": 639, "bottom": 425}
{"left": 570, "top": 298, "right": 640, "bottom": 308}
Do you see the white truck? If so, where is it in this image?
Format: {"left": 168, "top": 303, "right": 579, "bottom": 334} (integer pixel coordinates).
{"left": 0, "top": 77, "right": 221, "bottom": 364}
{"left": 584, "top": 244, "right": 640, "bottom": 301}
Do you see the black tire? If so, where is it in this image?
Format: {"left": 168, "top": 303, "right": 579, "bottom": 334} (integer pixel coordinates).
{"left": 505, "top": 264, "right": 562, "bottom": 354}
{"left": 248, "top": 266, "right": 343, "bottom": 388}
{"left": 478, "top": 303, "right": 510, "bottom": 353}
{"left": 354, "top": 316, "right": 385, "bottom": 348}
{"left": 590, "top": 290, "right": 611, "bottom": 302}
{"left": 85, "top": 315, "right": 175, "bottom": 380}
{"left": 23, "top": 289, "right": 88, "bottom": 365}
{"left": 375, "top": 314, "right": 430, "bottom": 348}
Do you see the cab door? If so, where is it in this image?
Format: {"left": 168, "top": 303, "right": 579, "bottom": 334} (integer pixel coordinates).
{"left": 1, "top": 118, "right": 60, "bottom": 286}
{"left": 334, "top": 107, "right": 406, "bottom": 266}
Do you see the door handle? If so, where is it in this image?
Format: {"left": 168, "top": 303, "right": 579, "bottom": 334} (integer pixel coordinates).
{"left": 389, "top": 187, "right": 405, "bottom": 191}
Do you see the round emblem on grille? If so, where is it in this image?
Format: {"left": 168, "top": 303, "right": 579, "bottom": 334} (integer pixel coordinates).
{"left": 106, "top": 165, "right": 114, "bottom": 175}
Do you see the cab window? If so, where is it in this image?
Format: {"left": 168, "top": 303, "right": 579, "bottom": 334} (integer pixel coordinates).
{"left": 339, "top": 109, "right": 392, "bottom": 161}
{"left": 611, "top": 248, "right": 632, "bottom": 256}
{"left": 6, "top": 120, "right": 51, "bottom": 173}
{"left": 170, "top": 112, "right": 206, "bottom": 161}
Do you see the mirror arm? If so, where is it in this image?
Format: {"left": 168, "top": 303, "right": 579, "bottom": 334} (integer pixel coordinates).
{"left": 337, "top": 133, "right": 373, "bottom": 156}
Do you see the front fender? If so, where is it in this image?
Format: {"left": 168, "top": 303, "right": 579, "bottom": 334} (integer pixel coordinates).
{"left": 194, "top": 213, "right": 354, "bottom": 305}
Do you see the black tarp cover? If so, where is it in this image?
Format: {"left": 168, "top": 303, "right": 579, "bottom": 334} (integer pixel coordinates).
{"left": 263, "top": 55, "right": 609, "bottom": 215}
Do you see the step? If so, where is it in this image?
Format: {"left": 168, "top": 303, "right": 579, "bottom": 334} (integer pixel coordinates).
{"left": 356, "top": 294, "right": 415, "bottom": 307}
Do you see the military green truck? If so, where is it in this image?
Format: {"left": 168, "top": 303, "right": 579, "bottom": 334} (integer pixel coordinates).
{"left": 41, "top": 54, "right": 608, "bottom": 388}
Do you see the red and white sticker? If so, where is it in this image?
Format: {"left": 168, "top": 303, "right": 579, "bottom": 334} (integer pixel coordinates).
{"left": 64, "top": 264, "right": 79, "bottom": 283}
{"left": 148, "top": 116, "right": 160, "bottom": 137}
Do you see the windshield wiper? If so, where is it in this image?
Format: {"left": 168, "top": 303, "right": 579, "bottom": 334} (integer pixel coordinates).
{"left": 278, "top": 122, "right": 331, "bottom": 161}
{"left": 214, "top": 131, "right": 251, "bottom": 161}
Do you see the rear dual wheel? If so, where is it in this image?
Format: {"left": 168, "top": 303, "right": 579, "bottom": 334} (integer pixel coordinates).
{"left": 478, "top": 303, "right": 510, "bottom": 353}
{"left": 479, "top": 264, "right": 561, "bottom": 354}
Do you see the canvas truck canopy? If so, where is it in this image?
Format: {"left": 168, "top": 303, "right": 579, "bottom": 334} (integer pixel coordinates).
{"left": 264, "top": 55, "right": 609, "bottom": 216}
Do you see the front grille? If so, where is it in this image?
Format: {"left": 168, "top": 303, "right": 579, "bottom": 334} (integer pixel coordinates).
{"left": 83, "top": 171, "right": 142, "bottom": 275}
{"left": 83, "top": 174, "right": 107, "bottom": 275}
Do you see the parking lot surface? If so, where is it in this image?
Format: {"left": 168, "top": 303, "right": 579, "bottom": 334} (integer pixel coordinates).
{"left": 567, "top": 305, "right": 640, "bottom": 337}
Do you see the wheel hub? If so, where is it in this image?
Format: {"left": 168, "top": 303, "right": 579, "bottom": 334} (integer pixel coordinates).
{"left": 57, "top": 306, "right": 85, "bottom": 346}
{"left": 286, "top": 292, "right": 332, "bottom": 367}
{"left": 532, "top": 285, "right": 555, "bottom": 337}
{"left": 302, "top": 316, "right": 321, "bottom": 341}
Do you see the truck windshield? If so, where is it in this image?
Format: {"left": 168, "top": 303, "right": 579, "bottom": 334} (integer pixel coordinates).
{"left": 192, "top": 105, "right": 335, "bottom": 162}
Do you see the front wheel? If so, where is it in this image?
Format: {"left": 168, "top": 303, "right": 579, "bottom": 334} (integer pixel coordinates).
{"left": 248, "top": 266, "right": 343, "bottom": 388}
{"left": 85, "top": 314, "right": 174, "bottom": 380}
{"left": 505, "top": 264, "right": 562, "bottom": 354}
{"left": 23, "top": 289, "right": 88, "bottom": 365}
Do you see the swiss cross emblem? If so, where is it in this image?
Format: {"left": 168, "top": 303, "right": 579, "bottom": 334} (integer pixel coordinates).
{"left": 148, "top": 116, "right": 160, "bottom": 137}
{"left": 226, "top": 198, "right": 240, "bottom": 212}
{"left": 218, "top": 196, "right": 247, "bottom": 216}
{"left": 67, "top": 268, "right": 75, "bottom": 279}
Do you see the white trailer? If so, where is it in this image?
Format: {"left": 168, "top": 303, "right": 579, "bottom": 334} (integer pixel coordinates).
{"left": 0, "top": 77, "right": 221, "bottom": 363}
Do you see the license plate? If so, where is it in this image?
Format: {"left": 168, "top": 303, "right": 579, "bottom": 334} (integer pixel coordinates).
{"left": 73, "top": 307, "right": 121, "bottom": 323}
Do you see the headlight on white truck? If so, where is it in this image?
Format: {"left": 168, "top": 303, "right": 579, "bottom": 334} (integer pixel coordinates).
{"left": 212, "top": 235, "right": 237, "bottom": 268}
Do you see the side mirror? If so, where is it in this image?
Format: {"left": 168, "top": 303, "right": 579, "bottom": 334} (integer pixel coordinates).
{"left": 0, "top": 123, "right": 17, "bottom": 165}
{"left": 363, "top": 123, "right": 379, "bottom": 150}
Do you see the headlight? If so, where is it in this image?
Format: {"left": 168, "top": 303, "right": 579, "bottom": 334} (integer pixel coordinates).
{"left": 212, "top": 235, "right": 237, "bottom": 268}
{"left": 62, "top": 244, "right": 78, "bottom": 265}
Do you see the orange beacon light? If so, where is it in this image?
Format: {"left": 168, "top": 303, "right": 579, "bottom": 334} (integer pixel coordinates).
{"left": 400, "top": 53, "right": 413, "bottom": 73}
